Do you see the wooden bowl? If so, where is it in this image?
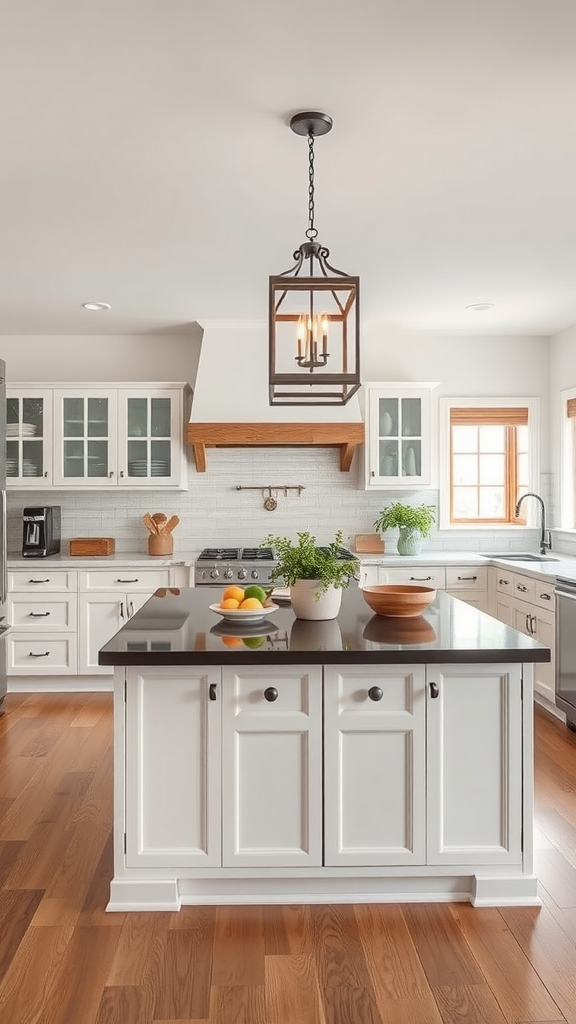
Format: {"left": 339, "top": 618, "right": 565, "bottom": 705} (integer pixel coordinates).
{"left": 361, "top": 584, "right": 436, "bottom": 618}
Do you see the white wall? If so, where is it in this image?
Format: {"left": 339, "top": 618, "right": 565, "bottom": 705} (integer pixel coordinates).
{"left": 549, "top": 323, "right": 576, "bottom": 552}
{"left": 2, "top": 325, "right": 554, "bottom": 555}
{"left": 0, "top": 331, "right": 202, "bottom": 384}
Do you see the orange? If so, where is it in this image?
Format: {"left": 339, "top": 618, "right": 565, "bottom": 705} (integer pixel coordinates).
{"left": 222, "top": 585, "right": 245, "bottom": 603}
{"left": 221, "top": 635, "right": 243, "bottom": 647}
{"left": 239, "top": 596, "right": 264, "bottom": 610}
{"left": 220, "top": 597, "right": 241, "bottom": 609}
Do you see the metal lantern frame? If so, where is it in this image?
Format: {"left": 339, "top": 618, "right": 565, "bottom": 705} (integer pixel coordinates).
{"left": 268, "top": 111, "right": 361, "bottom": 406}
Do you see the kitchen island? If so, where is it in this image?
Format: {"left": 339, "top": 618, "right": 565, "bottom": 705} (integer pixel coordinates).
{"left": 99, "top": 586, "right": 550, "bottom": 911}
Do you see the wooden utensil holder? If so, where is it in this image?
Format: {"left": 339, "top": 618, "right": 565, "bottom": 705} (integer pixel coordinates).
{"left": 148, "top": 534, "right": 173, "bottom": 556}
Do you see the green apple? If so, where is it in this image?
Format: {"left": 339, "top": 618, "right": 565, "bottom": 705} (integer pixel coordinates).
{"left": 243, "top": 584, "right": 267, "bottom": 604}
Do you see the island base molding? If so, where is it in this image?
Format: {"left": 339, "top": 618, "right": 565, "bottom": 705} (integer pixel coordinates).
{"left": 107, "top": 872, "right": 540, "bottom": 912}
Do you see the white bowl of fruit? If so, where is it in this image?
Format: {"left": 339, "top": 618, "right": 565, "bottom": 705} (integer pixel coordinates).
{"left": 209, "top": 584, "right": 279, "bottom": 623}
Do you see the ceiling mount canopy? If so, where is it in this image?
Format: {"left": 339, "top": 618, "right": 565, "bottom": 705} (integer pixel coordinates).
{"left": 269, "top": 111, "right": 360, "bottom": 406}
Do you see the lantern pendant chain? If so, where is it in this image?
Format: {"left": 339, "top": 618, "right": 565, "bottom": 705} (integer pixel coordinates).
{"left": 306, "top": 132, "right": 318, "bottom": 242}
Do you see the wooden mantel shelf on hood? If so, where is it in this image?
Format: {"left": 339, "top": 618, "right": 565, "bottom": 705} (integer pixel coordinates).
{"left": 187, "top": 422, "right": 365, "bottom": 472}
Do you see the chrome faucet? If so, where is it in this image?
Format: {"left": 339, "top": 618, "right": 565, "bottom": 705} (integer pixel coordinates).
{"left": 515, "top": 492, "right": 552, "bottom": 555}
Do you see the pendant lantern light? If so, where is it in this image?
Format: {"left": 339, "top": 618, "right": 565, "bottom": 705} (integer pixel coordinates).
{"left": 269, "top": 112, "right": 360, "bottom": 406}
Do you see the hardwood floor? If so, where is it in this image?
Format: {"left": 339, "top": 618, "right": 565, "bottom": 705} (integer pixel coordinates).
{"left": 2, "top": 694, "right": 576, "bottom": 1024}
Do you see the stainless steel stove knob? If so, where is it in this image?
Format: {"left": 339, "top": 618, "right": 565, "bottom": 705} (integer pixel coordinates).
{"left": 250, "top": 569, "right": 259, "bottom": 579}
{"left": 210, "top": 568, "right": 220, "bottom": 579}
{"left": 237, "top": 568, "right": 247, "bottom": 580}
{"left": 223, "top": 567, "right": 233, "bottom": 579}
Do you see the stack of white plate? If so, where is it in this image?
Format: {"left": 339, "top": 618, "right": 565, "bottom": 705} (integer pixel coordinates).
{"left": 22, "top": 459, "right": 39, "bottom": 476}
{"left": 128, "top": 460, "right": 170, "bottom": 476}
{"left": 6, "top": 422, "right": 37, "bottom": 437}
{"left": 6, "top": 458, "right": 19, "bottom": 476}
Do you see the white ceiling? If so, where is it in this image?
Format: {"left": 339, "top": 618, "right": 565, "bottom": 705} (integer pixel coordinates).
{"left": 2, "top": 0, "right": 576, "bottom": 337}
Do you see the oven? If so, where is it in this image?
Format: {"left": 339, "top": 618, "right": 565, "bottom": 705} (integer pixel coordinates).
{"left": 554, "top": 577, "right": 576, "bottom": 731}
{"left": 193, "top": 545, "right": 359, "bottom": 588}
{"left": 194, "top": 547, "right": 279, "bottom": 587}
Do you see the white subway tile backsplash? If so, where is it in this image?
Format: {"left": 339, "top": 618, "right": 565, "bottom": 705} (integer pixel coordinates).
{"left": 6, "top": 448, "right": 553, "bottom": 556}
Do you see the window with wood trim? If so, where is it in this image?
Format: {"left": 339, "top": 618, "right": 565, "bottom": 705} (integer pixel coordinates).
{"left": 450, "top": 407, "right": 530, "bottom": 524}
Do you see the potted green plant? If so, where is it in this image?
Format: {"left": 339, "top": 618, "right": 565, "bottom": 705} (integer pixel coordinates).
{"left": 373, "top": 502, "right": 436, "bottom": 555}
{"left": 261, "top": 529, "right": 358, "bottom": 619}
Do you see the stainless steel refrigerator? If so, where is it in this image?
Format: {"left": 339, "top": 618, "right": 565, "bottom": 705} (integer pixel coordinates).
{"left": 0, "top": 358, "right": 7, "bottom": 712}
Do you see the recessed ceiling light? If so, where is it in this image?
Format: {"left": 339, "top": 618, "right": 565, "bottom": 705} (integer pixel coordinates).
{"left": 465, "top": 303, "right": 494, "bottom": 312}
{"left": 82, "top": 301, "right": 111, "bottom": 311}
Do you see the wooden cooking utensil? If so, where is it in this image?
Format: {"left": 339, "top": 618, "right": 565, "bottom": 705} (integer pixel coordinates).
{"left": 151, "top": 512, "right": 168, "bottom": 531}
{"left": 142, "top": 512, "right": 158, "bottom": 534}
{"left": 164, "top": 515, "right": 180, "bottom": 534}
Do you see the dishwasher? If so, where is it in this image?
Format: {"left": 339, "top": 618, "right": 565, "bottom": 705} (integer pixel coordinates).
{"left": 554, "top": 577, "right": 576, "bottom": 730}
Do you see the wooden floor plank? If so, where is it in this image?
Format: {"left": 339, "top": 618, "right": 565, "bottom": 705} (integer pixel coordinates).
{"left": 501, "top": 904, "right": 576, "bottom": 1024}
{"left": 153, "top": 912, "right": 216, "bottom": 1019}
{"left": 449, "top": 903, "right": 563, "bottom": 1023}
{"left": 310, "top": 904, "right": 385, "bottom": 1024}
{"left": 432, "top": 982, "right": 509, "bottom": 1023}
{"left": 261, "top": 903, "right": 314, "bottom": 954}
{"left": 402, "top": 903, "right": 484, "bottom": 988}
{"left": 535, "top": 849, "right": 576, "bottom": 908}
{"left": 0, "top": 888, "right": 44, "bottom": 982}
{"left": 210, "top": 906, "right": 264, "bottom": 987}
{"left": 265, "top": 953, "right": 326, "bottom": 1024}
{"left": 94, "top": 984, "right": 155, "bottom": 1024}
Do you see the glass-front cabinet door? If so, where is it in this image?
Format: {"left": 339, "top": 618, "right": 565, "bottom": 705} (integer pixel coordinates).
{"left": 53, "top": 389, "right": 117, "bottom": 487}
{"left": 365, "top": 384, "right": 434, "bottom": 488}
{"left": 117, "top": 389, "right": 183, "bottom": 487}
{"left": 6, "top": 388, "right": 52, "bottom": 486}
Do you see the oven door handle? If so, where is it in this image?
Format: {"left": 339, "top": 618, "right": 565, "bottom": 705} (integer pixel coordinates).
{"left": 554, "top": 588, "right": 576, "bottom": 601}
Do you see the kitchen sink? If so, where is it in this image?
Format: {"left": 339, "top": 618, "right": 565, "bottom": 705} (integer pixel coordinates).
{"left": 484, "top": 553, "right": 560, "bottom": 562}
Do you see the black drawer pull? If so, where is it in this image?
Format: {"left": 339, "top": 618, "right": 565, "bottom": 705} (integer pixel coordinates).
{"left": 368, "top": 686, "right": 383, "bottom": 701}
{"left": 457, "top": 575, "right": 477, "bottom": 581}
{"left": 29, "top": 611, "right": 51, "bottom": 617}
{"left": 517, "top": 584, "right": 529, "bottom": 593}
{"left": 209, "top": 683, "right": 217, "bottom": 701}
{"left": 498, "top": 578, "right": 509, "bottom": 585}
{"left": 429, "top": 682, "right": 439, "bottom": 698}
{"left": 29, "top": 579, "right": 50, "bottom": 584}
{"left": 540, "top": 592, "right": 551, "bottom": 601}
{"left": 116, "top": 578, "right": 139, "bottom": 584}
{"left": 29, "top": 651, "right": 50, "bottom": 658}
{"left": 410, "top": 576, "right": 433, "bottom": 581}
{"left": 264, "top": 686, "right": 278, "bottom": 702}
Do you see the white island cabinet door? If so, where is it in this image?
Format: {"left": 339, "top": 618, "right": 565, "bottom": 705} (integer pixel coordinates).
{"left": 323, "top": 664, "right": 426, "bottom": 866}
{"left": 426, "top": 663, "right": 522, "bottom": 865}
{"left": 125, "top": 666, "right": 221, "bottom": 868}
{"left": 221, "top": 665, "right": 323, "bottom": 867}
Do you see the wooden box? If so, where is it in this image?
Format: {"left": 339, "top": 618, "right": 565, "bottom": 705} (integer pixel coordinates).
{"left": 69, "top": 538, "right": 116, "bottom": 556}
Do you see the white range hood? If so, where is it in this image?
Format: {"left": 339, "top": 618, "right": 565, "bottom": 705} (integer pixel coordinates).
{"left": 187, "top": 322, "right": 364, "bottom": 471}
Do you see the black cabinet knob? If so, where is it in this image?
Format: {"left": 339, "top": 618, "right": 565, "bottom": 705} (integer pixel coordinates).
{"left": 368, "top": 686, "right": 383, "bottom": 702}
{"left": 429, "top": 682, "right": 439, "bottom": 698}
{"left": 264, "top": 686, "right": 278, "bottom": 702}
{"left": 209, "top": 683, "right": 217, "bottom": 701}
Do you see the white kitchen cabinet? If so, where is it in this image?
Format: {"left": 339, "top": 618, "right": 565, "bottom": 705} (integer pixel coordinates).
{"left": 7, "top": 382, "right": 190, "bottom": 490}
{"left": 427, "top": 662, "right": 522, "bottom": 865}
{"left": 358, "top": 562, "right": 488, "bottom": 612}
{"left": 124, "top": 666, "right": 221, "bottom": 868}
{"left": 7, "top": 568, "right": 78, "bottom": 676}
{"left": 491, "top": 567, "right": 555, "bottom": 702}
{"left": 364, "top": 383, "right": 436, "bottom": 489}
{"left": 323, "top": 664, "right": 426, "bottom": 866}
{"left": 221, "top": 664, "right": 323, "bottom": 867}
{"left": 6, "top": 388, "right": 53, "bottom": 485}
{"left": 113, "top": 655, "right": 533, "bottom": 910}
{"left": 78, "top": 567, "right": 172, "bottom": 675}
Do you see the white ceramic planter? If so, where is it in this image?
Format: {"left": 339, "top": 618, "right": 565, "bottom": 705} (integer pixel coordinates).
{"left": 289, "top": 580, "right": 343, "bottom": 620}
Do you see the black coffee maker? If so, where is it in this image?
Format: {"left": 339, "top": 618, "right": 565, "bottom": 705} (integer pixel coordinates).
{"left": 22, "top": 506, "right": 61, "bottom": 557}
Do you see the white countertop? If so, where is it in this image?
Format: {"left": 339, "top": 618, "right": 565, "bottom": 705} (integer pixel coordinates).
{"left": 355, "top": 550, "right": 576, "bottom": 584}
{"left": 7, "top": 550, "right": 200, "bottom": 569}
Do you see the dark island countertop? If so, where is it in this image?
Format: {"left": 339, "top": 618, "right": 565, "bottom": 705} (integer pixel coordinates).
{"left": 98, "top": 586, "right": 550, "bottom": 667}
